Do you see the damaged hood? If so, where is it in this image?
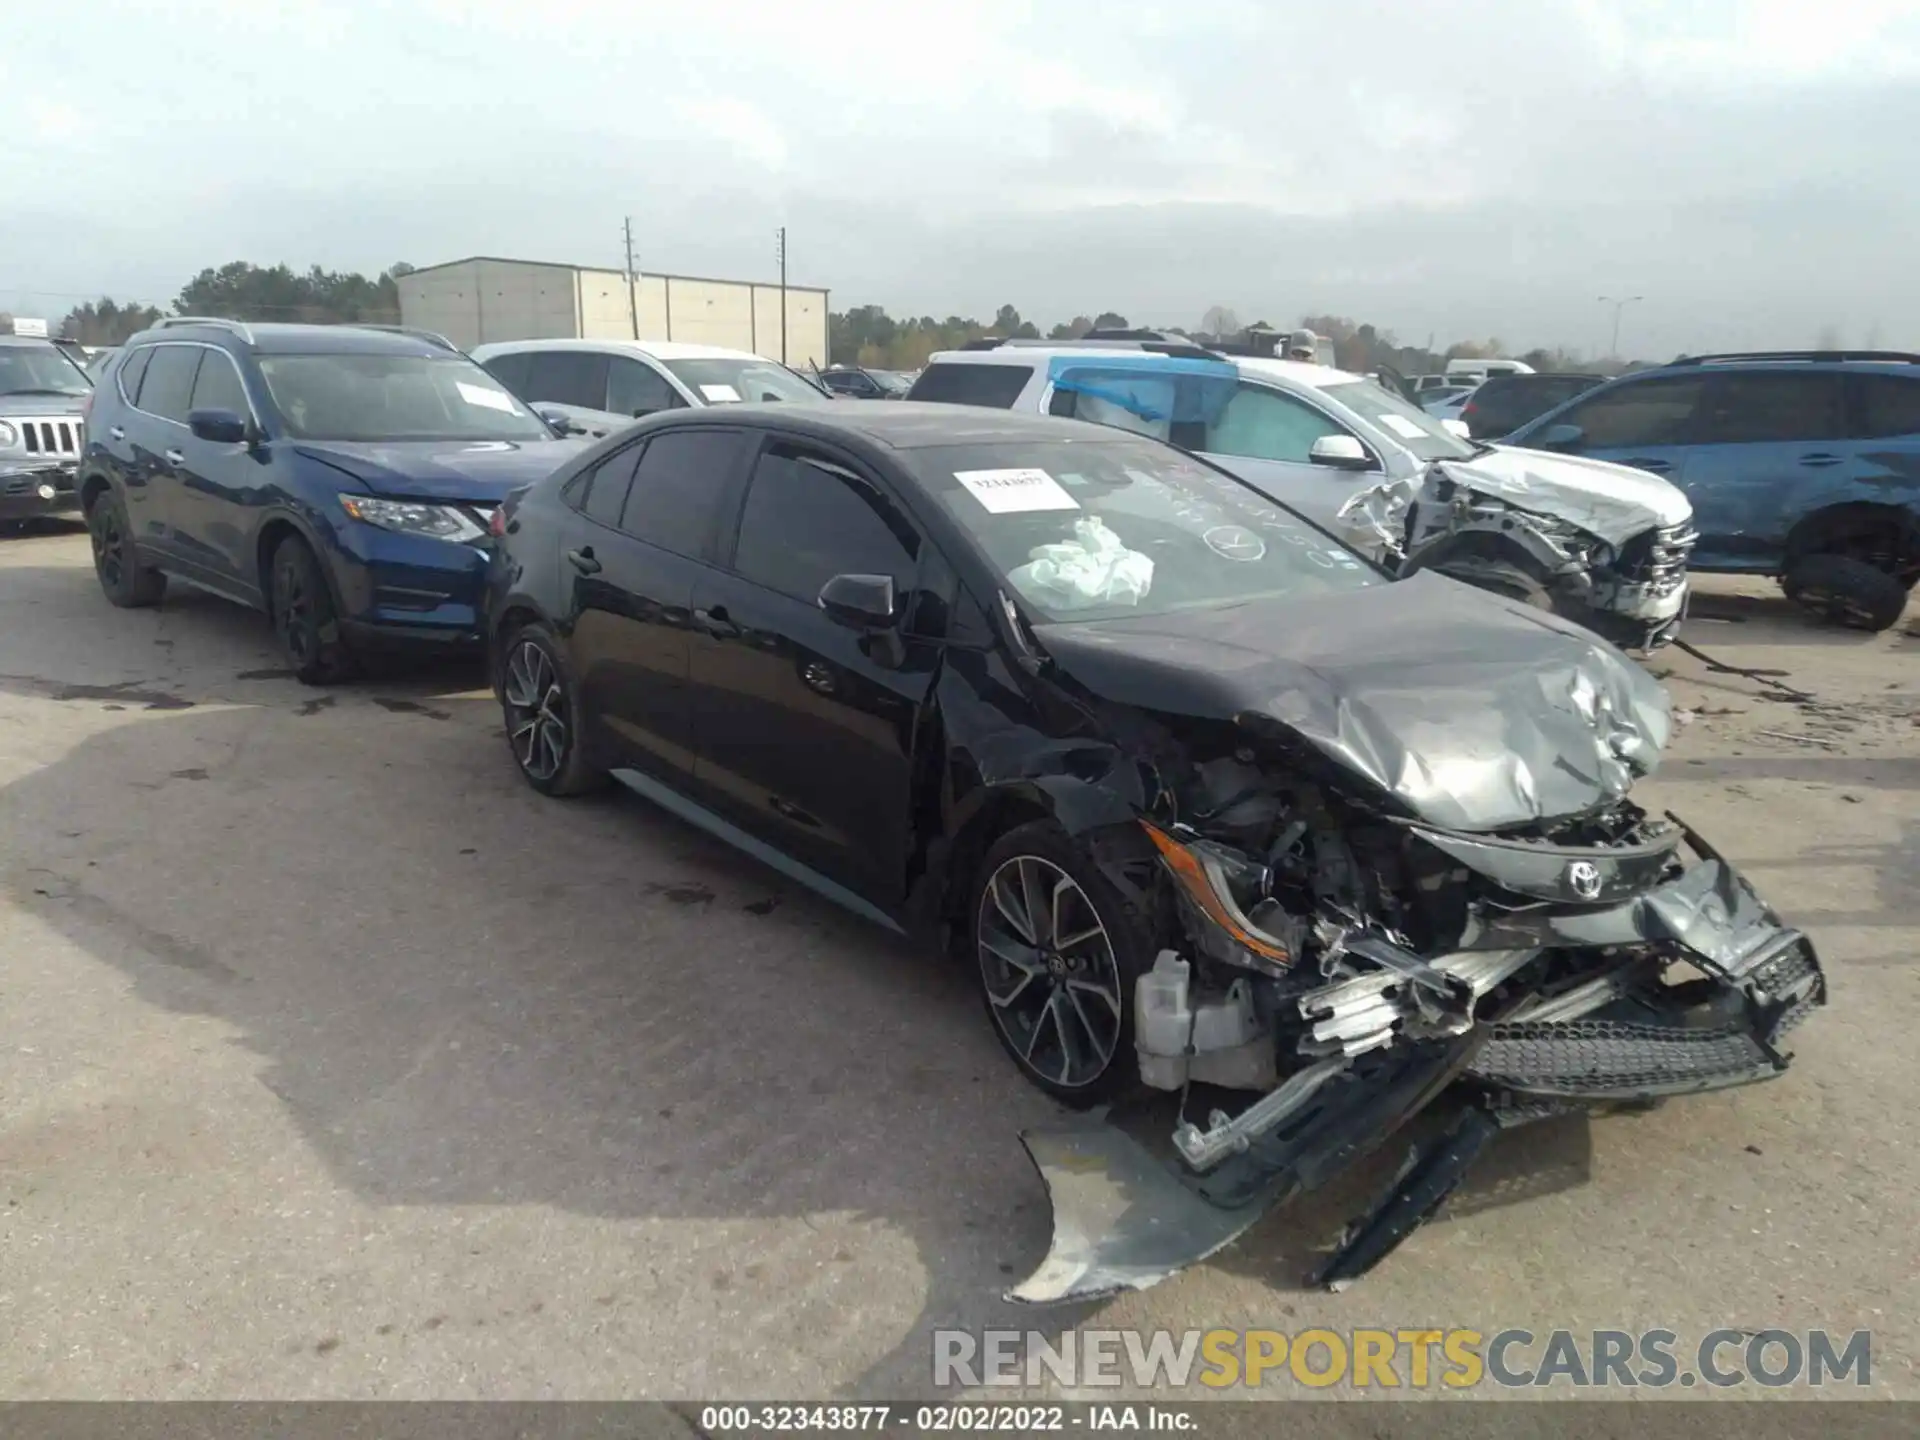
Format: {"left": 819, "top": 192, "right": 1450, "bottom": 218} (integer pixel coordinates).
{"left": 292, "top": 438, "right": 588, "bottom": 501}
{"left": 1442, "top": 447, "right": 1693, "bottom": 544}
{"left": 1030, "top": 571, "right": 1671, "bottom": 832}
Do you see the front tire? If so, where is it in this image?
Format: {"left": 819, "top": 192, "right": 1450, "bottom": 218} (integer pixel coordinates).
{"left": 270, "top": 534, "right": 354, "bottom": 684}
{"left": 498, "top": 620, "right": 607, "bottom": 797}
{"left": 1782, "top": 553, "right": 1909, "bottom": 632}
{"left": 86, "top": 486, "right": 166, "bottom": 608}
{"left": 970, "top": 821, "right": 1153, "bottom": 1106}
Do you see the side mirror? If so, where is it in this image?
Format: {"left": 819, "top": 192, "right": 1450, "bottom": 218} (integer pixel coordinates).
{"left": 818, "top": 573, "right": 898, "bottom": 630}
{"left": 533, "top": 404, "right": 579, "bottom": 436}
{"left": 1308, "top": 434, "right": 1375, "bottom": 471}
{"left": 187, "top": 407, "right": 249, "bottom": 445}
{"left": 1441, "top": 418, "right": 1471, "bottom": 439}
{"left": 1537, "top": 422, "right": 1585, "bottom": 451}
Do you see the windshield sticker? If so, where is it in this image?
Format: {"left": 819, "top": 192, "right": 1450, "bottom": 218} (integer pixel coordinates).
{"left": 1377, "top": 413, "right": 1428, "bottom": 439}
{"left": 699, "top": 383, "right": 741, "bottom": 403}
{"left": 956, "top": 468, "right": 1081, "bottom": 514}
{"left": 457, "top": 382, "right": 520, "bottom": 414}
{"left": 1203, "top": 526, "right": 1267, "bottom": 562}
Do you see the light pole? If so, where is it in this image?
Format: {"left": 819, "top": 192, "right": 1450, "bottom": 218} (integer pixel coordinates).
{"left": 1598, "top": 295, "right": 1643, "bottom": 359}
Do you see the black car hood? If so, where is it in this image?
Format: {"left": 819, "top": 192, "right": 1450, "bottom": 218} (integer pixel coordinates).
{"left": 1028, "top": 571, "right": 1672, "bottom": 833}
{"left": 292, "top": 438, "right": 588, "bottom": 501}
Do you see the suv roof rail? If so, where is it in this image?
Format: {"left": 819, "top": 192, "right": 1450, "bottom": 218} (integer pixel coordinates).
{"left": 153, "top": 316, "right": 256, "bottom": 343}
{"left": 1668, "top": 349, "right": 1920, "bottom": 366}
{"left": 957, "top": 335, "right": 1226, "bottom": 362}
{"left": 349, "top": 323, "right": 460, "bottom": 352}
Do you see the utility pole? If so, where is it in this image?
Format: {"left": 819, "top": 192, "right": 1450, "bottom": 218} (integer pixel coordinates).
{"left": 775, "top": 226, "right": 788, "bottom": 363}
{"left": 1598, "top": 295, "right": 1642, "bottom": 359}
{"left": 623, "top": 216, "right": 639, "bottom": 340}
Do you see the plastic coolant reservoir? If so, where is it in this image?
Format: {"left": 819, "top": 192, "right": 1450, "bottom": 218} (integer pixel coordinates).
{"left": 1135, "top": 950, "right": 1193, "bottom": 1091}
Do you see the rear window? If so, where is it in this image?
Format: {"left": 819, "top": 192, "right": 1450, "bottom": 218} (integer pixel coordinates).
{"left": 1853, "top": 373, "right": 1920, "bottom": 439}
{"left": 907, "top": 362, "right": 1034, "bottom": 409}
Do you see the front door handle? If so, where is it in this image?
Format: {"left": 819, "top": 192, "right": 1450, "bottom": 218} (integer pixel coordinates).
{"left": 1799, "top": 453, "right": 1845, "bottom": 467}
{"left": 693, "top": 605, "right": 739, "bottom": 639}
{"left": 108, "top": 425, "right": 125, "bottom": 441}
{"left": 1622, "top": 457, "right": 1671, "bottom": 473}
{"left": 163, "top": 448, "right": 185, "bottom": 465}
{"left": 566, "top": 546, "right": 601, "bottom": 575}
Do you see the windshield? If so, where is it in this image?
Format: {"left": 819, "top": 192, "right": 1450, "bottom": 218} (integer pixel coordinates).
{"left": 662, "top": 358, "right": 826, "bottom": 405}
{"left": 254, "top": 354, "right": 554, "bottom": 442}
{"left": 872, "top": 370, "right": 913, "bottom": 394}
{"left": 909, "top": 437, "right": 1379, "bottom": 624}
{"left": 0, "top": 344, "right": 91, "bottom": 398}
{"left": 1321, "top": 380, "right": 1477, "bottom": 461}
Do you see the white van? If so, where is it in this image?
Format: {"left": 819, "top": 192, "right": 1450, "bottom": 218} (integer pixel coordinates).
{"left": 1444, "top": 357, "right": 1535, "bottom": 383}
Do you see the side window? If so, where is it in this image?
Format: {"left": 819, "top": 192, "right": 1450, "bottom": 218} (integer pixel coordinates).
{"left": 116, "top": 347, "right": 153, "bottom": 404}
{"left": 1556, "top": 376, "right": 1705, "bottom": 448}
{"left": 906, "top": 362, "right": 1033, "bottom": 408}
{"left": 188, "top": 352, "right": 249, "bottom": 415}
{"left": 731, "top": 443, "right": 919, "bottom": 605}
{"left": 580, "top": 445, "right": 643, "bottom": 528}
{"left": 1853, "top": 374, "right": 1920, "bottom": 439}
{"left": 137, "top": 345, "right": 203, "bottom": 423}
{"left": 523, "top": 350, "right": 611, "bottom": 410}
{"left": 1695, "top": 372, "right": 1845, "bottom": 444}
{"left": 481, "top": 352, "right": 533, "bottom": 395}
{"left": 606, "top": 357, "right": 683, "bottom": 417}
{"left": 619, "top": 428, "right": 754, "bottom": 558}
{"left": 1205, "top": 383, "right": 1353, "bottom": 464}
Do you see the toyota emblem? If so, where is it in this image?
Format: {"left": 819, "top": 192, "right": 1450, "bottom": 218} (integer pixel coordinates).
{"left": 1567, "top": 860, "right": 1603, "bottom": 900}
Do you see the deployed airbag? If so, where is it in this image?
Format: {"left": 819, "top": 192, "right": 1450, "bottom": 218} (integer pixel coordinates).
{"left": 1009, "top": 516, "right": 1155, "bottom": 610}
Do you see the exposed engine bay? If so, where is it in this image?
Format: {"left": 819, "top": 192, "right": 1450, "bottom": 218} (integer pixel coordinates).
{"left": 1010, "top": 716, "right": 1825, "bottom": 1306}
{"left": 1337, "top": 462, "right": 1695, "bottom": 652}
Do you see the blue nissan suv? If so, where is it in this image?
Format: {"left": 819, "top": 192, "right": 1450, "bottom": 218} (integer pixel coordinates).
{"left": 1504, "top": 349, "right": 1920, "bottom": 631}
{"left": 78, "top": 319, "right": 588, "bottom": 680}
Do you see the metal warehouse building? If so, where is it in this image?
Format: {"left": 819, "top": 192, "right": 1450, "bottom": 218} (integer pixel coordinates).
{"left": 396, "top": 257, "right": 829, "bottom": 368}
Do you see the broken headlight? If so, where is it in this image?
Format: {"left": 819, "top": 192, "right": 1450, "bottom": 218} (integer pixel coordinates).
{"left": 1141, "top": 822, "right": 1296, "bottom": 975}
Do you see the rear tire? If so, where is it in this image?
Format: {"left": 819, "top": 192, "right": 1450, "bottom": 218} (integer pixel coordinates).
{"left": 969, "top": 820, "right": 1153, "bottom": 1106}
{"left": 269, "top": 535, "right": 355, "bottom": 684}
{"left": 498, "top": 620, "right": 607, "bottom": 797}
{"left": 1782, "top": 554, "right": 1909, "bottom": 633}
{"left": 86, "top": 486, "right": 166, "bottom": 608}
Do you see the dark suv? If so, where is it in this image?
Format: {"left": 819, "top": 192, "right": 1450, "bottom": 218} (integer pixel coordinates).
{"left": 1505, "top": 350, "right": 1920, "bottom": 629}
{"left": 1459, "top": 371, "right": 1604, "bottom": 439}
{"left": 77, "top": 318, "right": 586, "bottom": 680}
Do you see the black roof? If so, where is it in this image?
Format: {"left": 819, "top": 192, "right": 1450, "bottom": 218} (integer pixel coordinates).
{"left": 645, "top": 401, "right": 1123, "bottom": 451}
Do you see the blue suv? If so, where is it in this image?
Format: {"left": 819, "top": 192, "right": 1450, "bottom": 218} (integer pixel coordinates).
{"left": 78, "top": 319, "right": 588, "bottom": 680}
{"left": 1505, "top": 350, "right": 1920, "bottom": 631}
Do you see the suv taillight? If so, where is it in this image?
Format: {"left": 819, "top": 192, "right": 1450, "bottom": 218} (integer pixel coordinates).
{"left": 488, "top": 507, "right": 507, "bottom": 539}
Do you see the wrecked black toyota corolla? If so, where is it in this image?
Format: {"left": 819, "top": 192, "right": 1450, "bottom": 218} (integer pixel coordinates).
{"left": 484, "top": 404, "right": 1825, "bottom": 1304}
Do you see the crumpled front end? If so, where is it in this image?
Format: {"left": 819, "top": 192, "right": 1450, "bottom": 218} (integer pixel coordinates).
{"left": 1010, "top": 743, "right": 1825, "bottom": 1304}
{"left": 1337, "top": 464, "right": 1695, "bottom": 651}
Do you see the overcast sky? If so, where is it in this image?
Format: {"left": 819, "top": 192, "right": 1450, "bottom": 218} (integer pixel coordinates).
{"left": 7, "top": 0, "right": 1919, "bottom": 359}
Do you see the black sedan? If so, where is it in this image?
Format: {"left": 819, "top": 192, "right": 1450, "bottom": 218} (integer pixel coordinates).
{"left": 483, "top": 404, "right": 1822, "bottom": 1302}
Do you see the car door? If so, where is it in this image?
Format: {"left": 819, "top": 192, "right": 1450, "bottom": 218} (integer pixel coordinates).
{"left": 685, "top": 436, "right": 936, "bottom": 905}
{"left": 1195, "top": 381, "right": 1378, "bottom": 531}
{"left": 1515, "top": 371, "right": 1707, "bottom": 509}
{"left": 166, "top": 345, "right": 269, "bottom": 597}
{"left": 520, "top": 349, "right": 620, "bottom": 438}
{"left": 121, "top": 342, "right": 203, "bottom": 559}
{"left": 90, "top": 345, "right": 152, "bottom": 512}
{"left": 1678, "top": 370, "right": 1849, "bottom": 569}
{"left": 561, "top": 427, "right": 756, "bottom": 782}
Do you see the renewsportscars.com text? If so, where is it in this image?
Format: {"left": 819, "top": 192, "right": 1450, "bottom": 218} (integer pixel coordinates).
{"left": 933, "top": 1327, "right": 1872, "bottom": 1390}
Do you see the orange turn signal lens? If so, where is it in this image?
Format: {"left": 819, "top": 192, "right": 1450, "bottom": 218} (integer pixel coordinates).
{"left": 1140, "top": 822, "right": 1292, "bottom": 965}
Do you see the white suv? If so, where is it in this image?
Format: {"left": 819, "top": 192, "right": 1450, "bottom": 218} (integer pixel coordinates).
{"left": 906, "top": 339, "right": 1695, "bottom": 649}
{"left": 470, "top": 338, "right": 828, "bottom": 440}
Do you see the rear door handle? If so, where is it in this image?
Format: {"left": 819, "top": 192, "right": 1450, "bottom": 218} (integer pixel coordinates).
{"left": 693, "top": 605, "right": 739, "bottom": 639}
{"left": 1799, "top": 453, "right": 1844, "bottom": 467}
{"left": 1622, "top": 457, "right": 1671, "bottom": 473}
{"left": 163, "top": 448, "right": 185, "bottom": 465}
{"left": 108, "top": 426, "right": 125, "bottom": 441}
{"left": 565, "top": 547, "right": 601, "bottom": 575}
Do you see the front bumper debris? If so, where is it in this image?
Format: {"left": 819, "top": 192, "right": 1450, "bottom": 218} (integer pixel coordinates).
{"left": 1009, "top": 850, "right": 1824, "bottom": 1305}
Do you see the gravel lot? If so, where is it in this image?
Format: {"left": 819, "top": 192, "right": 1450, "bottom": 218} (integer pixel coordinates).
{"left": 1, "top": 520, "right": 1915, "bottom": 1402}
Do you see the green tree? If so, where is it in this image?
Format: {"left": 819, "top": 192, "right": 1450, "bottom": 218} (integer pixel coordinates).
{"left": 174, "top": 261, "right": 403, "bottom": 324}
{"left": 59, "top": 297, "right": 164, "bottom": 344}
{"left": 1092, "top": 311, "right": 1128, "bottom": 330}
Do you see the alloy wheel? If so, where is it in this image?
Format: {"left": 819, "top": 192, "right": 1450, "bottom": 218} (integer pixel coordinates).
{"left": 977, "top": 855, "right": 1124, "bottom": 1089}
{"left": 90, "top": 504, "right": 124, "bottom": 588}
{"left": 503, "top": 639, "right": 569, "bottom": 782}
{"left": 273, "top": 558, "right": 314, "bottom": 664}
